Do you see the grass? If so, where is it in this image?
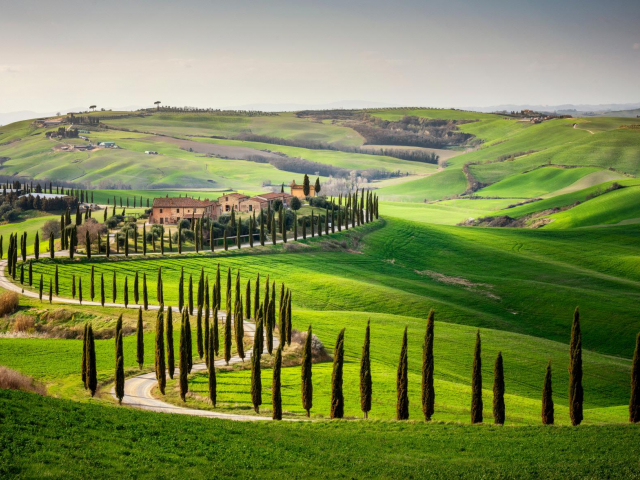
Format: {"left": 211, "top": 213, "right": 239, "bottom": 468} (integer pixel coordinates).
{"left": 379, "top": 199, "right": 516, "bottom": 225}
{"left": 2, "top": 388, "right": 640, "bottom": 479}
{"left": 376, "top": 168, "right": 468, "bottom": 202}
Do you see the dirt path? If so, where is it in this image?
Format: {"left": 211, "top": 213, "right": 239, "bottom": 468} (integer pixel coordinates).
{"left": 573, "top": 122, "right": 595, "bottom": 134}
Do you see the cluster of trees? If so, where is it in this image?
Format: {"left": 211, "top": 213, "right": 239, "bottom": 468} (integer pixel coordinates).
{"left": 66, "top": 114, "right": 100, "bottom": 125}
{"left": 142, "top": 107, "right": 277, "bottom": 117}
{"left": 45, "top": 127, "right": 79, "bottom": 139}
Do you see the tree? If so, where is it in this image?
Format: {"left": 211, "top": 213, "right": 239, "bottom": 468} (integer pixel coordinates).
{"left": 34, "top": 231, "right": 39, "bottom": 260}
{"left": 155, "top": 312, "right": 166, "bottom": 395}
{"left": 493, "top": 352, "right": 505, "bottom": 425}
{"left": 143, "top": 273, "right": 148, "bottom": 310}
{"left": 188, "top": 275, "right": 193, "bottom": 315}
{"left": 196, "top": 306, "right": 204, "bottom": 359}
{"left": 542, "top": 360, "right": 554, "bottom": 425}
{"left": 396, "top": 327, "right": 409, "bottom": 420}
{"left": 360, "top": 319, "right": 372, "bottom": 419}
{"left": 272, "top": 345, "right": 283, "bottom": 420}
{"left": 290, "top": 196, "right": 301, "bottom": 211}
{"left": 569, "top": 307, "right": 583, "bottom": 426}
{"left": 86, "top": 324, "right": 97, "bottom": 396}
{"left": 422, "top": 309, "right": 435, "bottom": 421}
{"left": 112, "top": 271, "right": 117, "bottom": 303}
{"left": 207, "top": 322, "right": 216, "bottom": 407}
{"left": 631, "top": 332, "right": 640, "bottom": 423}
{"left": 471, "top": 330, "right": 483, "bottom": 424}
{"left": 154, "top": 100, "right": 161, "bottom": 110}
{"left": 178, "top": 267, "right": 184, "bottom": 312}
{"left": 115, "top": 317, "right": 125, "bottom": 404}
{"left": 224, "top": 308, "right": 232, "bottom": 365}
{"left": 303, "top": 174, "right": 310, "bottom": 197}
{"left": 136, "top": 307, "right": 144, "bottom": 368}
{"left": 302, "top": 325, "right": 313, "bottom": 417}
{"left": 179, "top": 318, "right": 188, "bottom": 401}
{"left": 166, "top": 306, "right": 175, "bottom": 379}
{"left": 330, "top": 328, "right": 345, "bottom": 419}
{"left": 81, "top": 323, "right": 88, "bottom": 387}
{"left": 251, "top": 328, "right": 262, "bottom": 414}
{"left": 314, "top": 177, "right": 321, "bottom": 195}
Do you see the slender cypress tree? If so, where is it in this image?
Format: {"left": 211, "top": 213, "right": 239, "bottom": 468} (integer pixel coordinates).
{"left": 178, "top": 267, "right": 184, "bottom": 312}
{"left": 179, "top": 319, "right": 188, "bottom": 401}
{"left": 422, "top": 309, "right": 435, "bottom": 421}
{"left": 38, "top": 274, "right": 43, "bottom": 301}
{"left": 224, "top": 307, "right": 232, "bottom": 365}
{"left": 251, "top": 326, "right": 262, "bottom": 413}
{"left": 569, "top": 307, "right": 583, "bottom": 426}
{"left": 166, "top": 306, "right": 175, "bottom": 379}
{"left": 196, "top": 306, "right": 204, "bottom": 359}
{"left": 34, "top": 231, "right": 39, "bottom": 260}
{"left": 631, "top": 332, "right": 640, "bottom": 423}
{"left": 134, "top": 271, "right": 139, "bottom": 305}
{"left": 155, "top": 311, "right": 166, "bottom": 394}
{"left": 136, "top": 307, "right": 144, "bottom": 369}
{"left": 123, "top": 276, "right": 129, "bottom": 308}
{"left": 542, "top": 360, "right": 554, "bottom": 425}
{"left": 100, "top": 273, "right": 105, "bottom": 306}
{"left": 212, "top": 305, "right": 219, "bottom": 355}
{"left": 471, "top": 330, "right": 483, "bottom": 424}
{"left": 90, "top": 266, "right": 95, "bottom": 301}
{"left": 235, "top": 300, "right": 245, "bottom": 361}
{"left": 115, "top": 324, "right": 124, "bottom": 404}
{"left": 157, "top": 267, "right": 163, "bottom": 305}
{"left": 86, "top": 324, "right": 97, "bottom": 396}
{"left": 184, "top": 311, "right": 193, "bottom": 373}
{"left": 360, "top": 319, "right": 372, "bottom": 419}
{"left": 112, "top": 271, "right": 117, "bottom": 303}
{"left": 253, "top": 274, "right": 260, "bottom": 319}
{"left": 272, "top": 345, "right": 283, "bottom": 420}
{"left": 143, "top": 273, "right": 148, "bottom": 310}
{"left": 81, "top": 323, "right": 88, "bottom": 387}
{"left": 396, "top": 327, "right": 409, "bottom": 420}
{"left": 188, "top": 274, "right": 193, "bottom": 315}
{"left": 286, "top": 291, "right": 292, "bottom": 346}
{"left": 493, "top": 352, "right": 505, "bottom": 425}
{"left": 245, "top": 280, "right": 251, "bottom": 320}
{"left": 301, "top": 325, "right": 313, "bottom": 417}
{"left": 207, "top": 323, "right": 216, "bottom": 406}
{"left": 330, "top": 328, "right": 345, "bottom": 419}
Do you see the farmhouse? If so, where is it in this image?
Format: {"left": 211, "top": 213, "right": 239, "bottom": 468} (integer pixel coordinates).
{"left": 98, "top": 141, "right": 116, "bottom": 148}
{"left": 149, "top": 196, "right": 220, "bottom": 225}
{"left": 241, "top": 192, "right": 293, "bottom": 213}
{"left": 218, "top": 192, "right": 249, "bottom": 213}
{"left": 289, "top": 179, "right": 316, "bottom": 199}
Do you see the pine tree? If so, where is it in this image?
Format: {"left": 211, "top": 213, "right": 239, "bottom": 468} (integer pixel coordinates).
{"left": 301, "top": 325, "right": 313, "bottom": 417}
{"left": 471, "top": 330, "right": 483, "bottom": 424}
{"left": 155, "top": 311, "right": 166, "bottom": 394}
{"left": 542, "top": 360, "right": 554, "bottom": 425}
{"left": 493, "top": 352, "right": 505, "bottom": 425}
{"left": 86, "top": 324, "right": 97, "bottom": 396}
{"left": 136, "top": 307, "right": 144, "bottom": 368}
{"left": 396, "top": 327, "right": 409, "bottom": 420}
{"left": 166, "top": 306, "right": 175, "bottom": 379}
{"left": 566, "top": 307, "right": 584, "bottom": 428}
{"left": 422, "top": 309, "right": 435, "bottom": 421}
{"left": 330, "top": 328, "right": 345, "bottom": 419}
{"left": 272, "top": 345, "right": 283, "bottom": 420}
{"left": 360, "top": 319, "right": 372, "bottom": 419}
{"left": 179, "top": 318, "right": 188, "bottom": 401}
{"left": 207, "top": 322, "right": 216, "bottom": 406}
{"left": 631, "top": 332, "right": 640, "bottom": 423}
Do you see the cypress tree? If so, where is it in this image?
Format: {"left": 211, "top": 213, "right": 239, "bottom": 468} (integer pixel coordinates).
{"left": 493, "top": 352, "right": 505, "bottom": 425}
{"left": 178, "top": 267, "right": 184, "bottom": 312}
{"left": 471, "top": 330, "right": 483, "bottom": 424}
{"left": 569, "top": 307, "right": 583, "bottom": 426}
{"left": 179, "top": 319, "right": 188, "bottom": 401}
{"left": 188, "top": 274, "right": 193, "bottom": 315}
{"left": 166, "top": 306, "right": 175, "bottom": 379}
{"left": 49, "top": 233, "right": 54, "bottom": 258}
{"left": 422, "top": 309, "right": 435, "bottom": 421}
{"left": 204, "top": 297, "right": 210, "bottom": 361}
{"left": 90, "top": 266, "right": 95, "bottom": 301}
{"left": 360, "top": 319, "right": 372, "bottom": 419}
{"left": 224, "top": 307, "right": 232, "bottom": 365}
{"left": 39, "top": 274, "right": 43, "bottom": 301}
{"left": 100, "top": 273, "right": 105, "bottom": 306}
{"left": 330, "top": 328, "right": 345, "bottom": 419}
{"left": 245, "top": 280, "right": 251, "bottom": 319}
{"left": 54, "top": 265, "right": 59, "bottom": 296}
{"left": 86, "top": 230, "right": 91, "bottom": 259}
{"left": 123, "top": 276, "right": 129, "bottom": 308}
{"left": 143, "top": 225, "right": 147, "bottom": 255}
{"left": 212, "top": 305, "right": 219, "bottom": 356}
{"left": 631, "top": 332, "right": 640, "bottom": 423}
{"left": 184, "top": 311, "right": 193, "bottom": 373}
{"left": 178, "top": 226, "right": 182, "bottom": 254}
{"left": 134, "top": 271, "right": 139, "bottom": 304}
{"left": 196, "top": 306, "right": 204, "bottom": 359}
{"left": 136, "top": 307, "right": 144, "bottom": 369}
{"left": 34, "top": 231, "right": 39, "bottom": 260}
{"left": 155, "top": 312, "right": 166, "bottom": 394}
{"left": 272, "top": 345, "right": 282, "bottom": 420}
{"left": 81, "top": 323, "right": 88, "bottom": 387}
{"left": 112, "top": 271, "right": 117, "bottom": 303}
{"left": 143, "top": 273, "right": 148, "bottom": 310}
{"left": 157, "top": 267, "right": 163, "bottom": 305}
{"left": 86, "top": 323, "right": 97, "bottom": 396}
{"left": 115, "top": 319, "right": 125, "bottom": 404}
{"left": 286, "top": 291, "right": 292, "bottom": 346}
{"left": 396, "top": 327, "right": 409, "bottom": 420}
{"left": 207, "top": 323, "right": 217, "bottom": 406}
{"left": 542, "top": 360, "right": 554, "bottom": 425}
{"left": 251, "top": 326, "right": 262, "bottom": 413}
{"left": 253, "top": 274, "right": 260, "bottom": 319}
{"left": 301, "top": 325, "right": 313, "bottom": 417}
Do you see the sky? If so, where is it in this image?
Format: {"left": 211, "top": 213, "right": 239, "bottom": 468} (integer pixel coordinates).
{"left": 1, "top": 0, "right": 639, "bottom": 113}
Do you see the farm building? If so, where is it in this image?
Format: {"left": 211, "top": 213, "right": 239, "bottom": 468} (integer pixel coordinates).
{"left": 149, "top": 196, "right": 220, "bottom": 225}
{"left": 240, "top": 192, "right": 293, "bottom": 213}
{"left": 218, "top": 193, "right": 249, "bottom": 213}
{"left": 98, "top": 141, "right": 116, "bottom": 148}
{"left": 289, "top": 179, "right": 316, "bottom": 199}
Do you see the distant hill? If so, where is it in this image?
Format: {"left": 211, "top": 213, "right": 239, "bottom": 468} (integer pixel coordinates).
{"left": 466, "top": 102, "right": 640, "bottom": 116}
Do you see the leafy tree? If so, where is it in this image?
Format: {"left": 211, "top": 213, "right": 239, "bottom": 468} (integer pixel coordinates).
{"left": 493, "top": 352, "right": 505, "bottom": 425}
{"left": 396, "top": 327, "right": 409, "bottom": 420}
{"left": 330, "top": 328, "right": 345, "bottom": 419}
{"left": 422, "top": 309, "right": 435, "bottom": 421}
{"left": 471, "top": 330, "right": 483, "bottom": 424}
{"left": 569, "top": 307, "right": 583, "bottom": 426}
{"left": 360, "top": 319, "right": 372, "bottom": 419}
{"left": 542, "top": 360, "right": 554, "bottom": 425}
{"left": 272, "top": 346, "right": 283, "bottom": 420}
{"left": 290, "top": 196, "right": 301, "bottom": 211}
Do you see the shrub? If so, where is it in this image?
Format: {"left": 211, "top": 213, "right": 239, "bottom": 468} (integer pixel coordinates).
{"left": 0, "top": 366, "right": 46, "bottom": 395}
{"left": 0, "top": 291, "right": 19, "bottom": 316}
{"left": 12, "top": 314, "right": 35, "bottom": 333}
{"left": 42, "top": 220, "right": 61, "bottom": 239}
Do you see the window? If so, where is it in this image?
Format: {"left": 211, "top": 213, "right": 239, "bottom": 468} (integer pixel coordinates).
{"left": 225, "top": 205, "right": 230, "bottom": 212}
{"left": 176, "top": 209, "right": 179, "bottom": 213}
{"left": 159, "top": 208, "right": 163, "bottom": 213}
{"left": 160, "top": 218, "right": 164, "bottom": 224}
{"left": 249, "top": 205, "right": 253, "bottom": 211}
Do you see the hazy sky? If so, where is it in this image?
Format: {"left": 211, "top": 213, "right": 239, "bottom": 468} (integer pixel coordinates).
{"left": 1, "top": 0, "right": 639, "bottom": 112}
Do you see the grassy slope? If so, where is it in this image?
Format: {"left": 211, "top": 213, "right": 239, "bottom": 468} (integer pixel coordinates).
{"left": 379, "top": 198, "right": 516, "bottom": 224}
{"left": 3, "top": 389, "right": 640, "bottom": 479}
{"left": 376, "top": 168, "right": 468, "bottom": 201}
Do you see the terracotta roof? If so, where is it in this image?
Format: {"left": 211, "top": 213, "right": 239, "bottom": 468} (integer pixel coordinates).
{"left": 252, "top": 192, "right": 293, "bottom": 201}
{"left": 152, "top": 197, "right": 211, "bottom": 208}
{"left": 220, "top": 193, "right": 249, "bottom": 200}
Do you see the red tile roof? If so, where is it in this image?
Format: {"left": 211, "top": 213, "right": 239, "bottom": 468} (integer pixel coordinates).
{"left": 152, "top": 197, "right": 215, "bottom": 208}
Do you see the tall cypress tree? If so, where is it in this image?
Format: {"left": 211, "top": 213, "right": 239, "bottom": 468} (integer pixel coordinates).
{"left": 493, "top": 352, "right": 505, "bottom": 425}
{"left": 112, "top": 271, "right": 117, "bottom": 303}
{"left": 631, "top": 332, "right": 640, "bottom": 423}
{"left": 133, "top": 271, "right": 139, "bottom": 305}
{"left": 184, "top": 311, "right": 193, "bottom": 373}
{"left": 157, "top": 267, "right": 163, "bottom": 305}
{"left": 166, "top": 306, "right": 175, "bottom": 379}
{"left": 302, "top": 325, "right": 313, "bottom": 417}
{"left": 179, "top": 318, "right": 188, "bottom": 401}
{"left": 235, "top": 300, "right": 245, "bottom": 361}
{"left": 396, "top": 327, "right": 409, "bottom": 420}
{"left": 422, "top": 309, "right": 435, "bottom": 421}
{"left": 360, "top": 319, "right": 372, "bottom": 419}
{"left": 136, "top": 307, "right": 144, "bottom": 368}
{"left": 330, "top": 328, "right": 345, "bottom": 419}
{"left": 90, "top": 266, "right": 95, "bottom": 301}
{"left": 245, "top": 280, "right": 251, "bottom": 319}
{"left": 272, "top": 345, "right": 283, "bottom": 420}
{"left": 188, "top": 274, "right": 193, "bottom": 315}
{"left": 115, "top": 319, "right": 124, "bottom": 404}
{"left": 123, "top": 276, "right": 129, "bottom": 308}
{"left": 100, "top": 273, "right": 105, "bottom": 307}
{"left": 86, "top": 324, "right": 97, "bottom": 396}
{"left": 143, "top": 273, "right": 148, "bottom": 310}
{"left": 155, "top": 312, "right": 166, "bottom": 395}
{"left": 569, "top": 307, "right": 583, "bottom": 426}
{"left": 196, "top": 306, "right": 204, "bottom": 359}
{"left": 207, "top": 323, "right": 217, "bottom": 407}
{"left": 204, "top": 299, "right": 210, "bottom": 362}
{"left": 251, "top": 324, "right": 262, "bottom": 414}
{"left": 542, "top": 360, "right": 554, "bottom": 425}
{"left": 81, "top": 323, "right": 88, "bottom": 387}
{"left": 471, "top": 330, "right": 483, "bottom": 424}
{"left": 286, "top": 291, "right": 292, "bottom": 347}
{"left": 178, "top": 267, "right": 184, "bottom": 312}
{"left": 212, "top": 305, "right": 219, "bottom": 355}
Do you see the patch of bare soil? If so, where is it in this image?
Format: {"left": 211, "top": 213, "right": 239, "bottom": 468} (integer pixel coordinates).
{"left": 415, "top": 270, "right": 500, "bottom": 300}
